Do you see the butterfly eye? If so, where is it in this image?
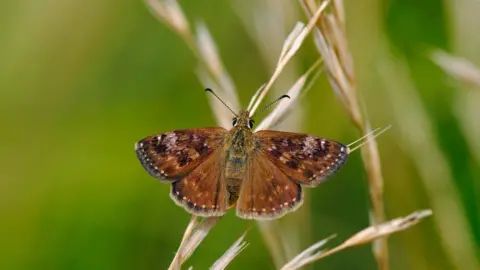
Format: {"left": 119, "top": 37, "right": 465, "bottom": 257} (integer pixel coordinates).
{"left": 232, "top": 118, "right": 238, "bottom": 126}
{"left": 248, "top": 119, "right": 254, "bottom": 129}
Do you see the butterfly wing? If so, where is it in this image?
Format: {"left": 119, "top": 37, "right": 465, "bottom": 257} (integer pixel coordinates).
{"left": 135, "top": 127, "right": 227, "bottom": 182}
{"left": 255, "top": 130, "right": 348, "bottom": 187}
{"left": 171, "top": 149, "right": 229, "bottom": 216}
{"left": 236, "top": 152, "right": 303, "bottom": 220}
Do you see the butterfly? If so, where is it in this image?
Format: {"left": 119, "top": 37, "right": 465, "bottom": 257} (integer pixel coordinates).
{"left": 135, "top": 89, "right": 348, "bottom": 220}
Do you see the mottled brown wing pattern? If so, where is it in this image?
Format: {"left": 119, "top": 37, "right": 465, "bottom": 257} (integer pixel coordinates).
{"left": 171, "top": 150, "right": 228, "bottom": 216}
{"left": 255, "top": 130, "right": 348, "bottom": 187}
{"left": 236, "top": 152, "right": 302, "bottom": 220}
{"left": 135, "top": 127, "right": 227, "bottom": 182}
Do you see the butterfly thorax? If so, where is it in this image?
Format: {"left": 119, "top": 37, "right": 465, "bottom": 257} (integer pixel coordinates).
{"left": 224, "top": 110, "right": 256, "bottom": 205}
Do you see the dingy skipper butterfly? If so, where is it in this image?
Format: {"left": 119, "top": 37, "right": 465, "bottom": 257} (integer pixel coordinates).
{"left": 135, "top": 89, "right": 348, "bottom": 219}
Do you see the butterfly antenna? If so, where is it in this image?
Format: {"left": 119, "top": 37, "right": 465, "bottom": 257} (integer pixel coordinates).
{"left": 347, "top": 125, "right": 392, "bottom": 153}
{"left": 205, "top": 88, "right": 238, "bottom": 116}
{"left": 251, "top": 94, "right": 290, "bottom": 117}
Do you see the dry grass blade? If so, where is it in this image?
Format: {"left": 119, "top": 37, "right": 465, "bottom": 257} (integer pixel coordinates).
{"left": 168, "top": 215, "right": 200, "bottom": 270}
{"left": 343, "top": 210, "right": 432, "bottom": 246}
{"left": 255, "top": 59, "right": 322, "bottom": 131}
{"left": 280, "top": 235, "right": 336, "bottom": 270}
{"left": 249, "top": 0, "right": 331, "bottom": 115}
{"left": 281, "top": 210, "right": 433, "bottom": 270}
{"left": 195, "top": 23, "right": 239, "bottom": 103}
{"left": 145, "top": 0, "right": 191, "bottom": 39}
{"left": 195, "top": 23, "right": 240, "bottom": 128}
{"left": 299, "top": 0, "right": 389, "bottom": 268}
{"left": 431, "top": 50, "right": 480, "bottom": 88}
{"left": 247, "top": 84, "right": 266, "bottom": 113}
{"left": 168, "top": 216, "right": 221, "bottom": 270}
{"left": 278, "top": 22, "right": 308, "bottom": 65}
{"left": 196, "top": 67, "right": 236, "bottom": 129}
{"left": 261, "top": 64, "right": 323, "bottom": 130}
{"left": 210, "top": 232, "right": 249, "bottom": 270}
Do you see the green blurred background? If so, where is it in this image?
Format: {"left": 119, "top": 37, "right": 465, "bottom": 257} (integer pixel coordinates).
{"left": 1, "top": 0, "right": 479, "bottom": 269}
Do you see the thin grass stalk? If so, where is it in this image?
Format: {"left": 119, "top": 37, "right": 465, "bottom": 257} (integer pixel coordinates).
{"left": 299, "top": 0, "right": 389, "bottom": 269}
{"left": 167, "top": 217, "right": 221, "bottom": 270}
{"left": 255, "top": 59, "right": 322, "bottom": 131}
{"left": 249, "top": 0, "right": 331, "bottom": 115}
{"left": 168, "top": 215, "right": 200, "bottom": 270}
{"left": 280, "top": 210, "right": 432, "bottom": 270}
{"left": 210, "top": 232, "right": 249, "bottom": 270}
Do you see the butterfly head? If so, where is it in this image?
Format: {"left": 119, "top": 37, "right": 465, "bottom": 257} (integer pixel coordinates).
{"left": 205, "top": 88, "right": 289, "bottom": 131}
{"left": 232, "top": 110, "right": 254, "bottom": 130}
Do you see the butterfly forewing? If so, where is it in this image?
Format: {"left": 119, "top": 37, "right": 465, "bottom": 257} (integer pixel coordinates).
{"left": 255, "top": 130, "right": 348, "bottom": 187}
{"left": 171, "top": 150, "right": 229, "bottom": 216}
{"left": 236, "top": 152, "right": 302, "bottom": 220}
{"left": 135, "top": 127, "right": 227, "bottom": 182}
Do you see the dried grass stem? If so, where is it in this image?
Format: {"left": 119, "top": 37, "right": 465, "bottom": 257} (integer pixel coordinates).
{"left": 299, "top": 0, "right": 389, "bottom": 269}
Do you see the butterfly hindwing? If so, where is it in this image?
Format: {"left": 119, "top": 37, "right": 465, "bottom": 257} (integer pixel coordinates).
{"left": 171, "top": 150, "right": 229, "bottom": 216}
{"left": 135, "top": 127, "right": 227, "bottom": 182}
{"left": 236, "top": 152, "right": 302, "bottom": 220}
{"left": 255, "top": 130, "right": 348, "bottom": 187}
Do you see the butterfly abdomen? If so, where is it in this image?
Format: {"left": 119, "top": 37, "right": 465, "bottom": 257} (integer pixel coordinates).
{"left": 224, "top": 151, "right": 247, "bottom": 201}
{"left": 224, "top": 129, "right": 250, "bottom": 205}
{"left": 226, "top": 179, "right": 242, "bottom": 206}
